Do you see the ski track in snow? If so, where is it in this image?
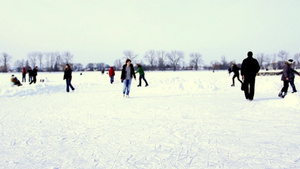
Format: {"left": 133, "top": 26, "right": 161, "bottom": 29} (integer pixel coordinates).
{"left": 0, "top": 71, "right": 300, "bottom": 168}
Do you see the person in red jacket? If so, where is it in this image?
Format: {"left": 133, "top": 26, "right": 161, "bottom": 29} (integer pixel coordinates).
{"left": 109, "top": 66, "right": 115, "bottom": 84}
{"left": 22, "top": 67, "right": 26, "bottom": 82}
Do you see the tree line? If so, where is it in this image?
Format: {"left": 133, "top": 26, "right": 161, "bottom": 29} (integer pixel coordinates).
{"left": 1, "top": 50, "right": 299, "bottom": 72}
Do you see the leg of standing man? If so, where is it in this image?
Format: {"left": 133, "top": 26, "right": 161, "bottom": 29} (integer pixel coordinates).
{"left": 289, "top": 79, "right": 297, "bottom": 93}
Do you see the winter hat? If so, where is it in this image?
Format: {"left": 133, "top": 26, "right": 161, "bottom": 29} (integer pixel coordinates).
{"left": 287, "top": 59, "right": 293, "bottom": 64}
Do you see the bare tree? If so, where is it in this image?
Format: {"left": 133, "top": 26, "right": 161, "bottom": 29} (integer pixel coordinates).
{"left": 38, "top": 52, "right": 43, "bottom": 70}
{"left": 294, "top": 53, "right": 300, "bottom": 68}
{"left": 28, "top": 52, "right": 38, "bottom": 68}
{"left": 63, "top": 51, "right": 73, "bottom": 64}
{"left": 86, "top": 63, "right": 94, "bottom": 71}
{"left": 14, "top": 59, "right": 25, "bottom": 72}
{"left": 166, "top": 50, "right": 184, "bottom": 71}
{"left": 74, "top": 63, "right": 83, "bottom": 71}
{"left": 123, "top": 50, "right": 138, "bottom": 62}
{"left": 189, "top": 52, "right": 202, "bottom": 70}
{"left": 144, "top": 49, "right": 156, "bottom": 70}
{"left": 277, "top": 50, "right": 289, "bottom": 63}
{"left": 114, "top": 59, "right": 122, "bottom": 70}
{"left": 2, "top": 53, "right": 11, "bottom": 72}
{"left": 96, "top": 63, "right": 105, "bottom": 71}
{"left": 256, "top": 53, "right": 265, "bottom": 69}
{"left": 156, "top": 50, "right": 167, "bottom": 70}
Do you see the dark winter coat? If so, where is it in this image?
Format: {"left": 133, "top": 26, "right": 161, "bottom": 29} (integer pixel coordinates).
{"left": 109, "top": 67, "right": 115, "bottom": 77}
{"left": 64, "top": 68, "right": 72, "bottom": 80}
{"left": 277, "top": 68, "right": 299, "bottom": 80}
{"left": 281, "top": 63, "right": 292, "bottom": 81}
{"left": 31, "top": 68, "right": 38, "bottom": 77}
{"left": 121, "top": 64, "right": 136, "bottom": 81}
{"left": 241, "top": 56, "right": 260, "bottom": 77}
{"left": 232, "top": 64, "right": 240, "bottom": 75}
{"left": 27, "top": 68, "right": 32, "bottom": 76}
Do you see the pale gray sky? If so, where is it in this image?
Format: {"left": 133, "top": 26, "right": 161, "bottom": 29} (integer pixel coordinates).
{"left": 1, "top": 0, "right": 300, "bottom": 66}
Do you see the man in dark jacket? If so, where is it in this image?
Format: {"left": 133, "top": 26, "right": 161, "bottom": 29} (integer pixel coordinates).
{"left": 121, "top": 59, "right": 136, "bottom": 97}
{"left": 241, "top": 51, "right": 260, "bottom": 100}
{"left": 29, "top": 66, "right": 38, "bottom": 85}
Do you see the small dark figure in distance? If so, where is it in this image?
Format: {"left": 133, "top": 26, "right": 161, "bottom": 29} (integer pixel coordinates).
{"left": 278, "top": 59, "right": 299, "bottom": 98}
{"left": 135, "top": 64, "right": 149, "bottom": 87}
{"left": 29, "top": 66, "right": 38, "bottom": 85}
{"left": 63, "top": 64, "right": 75, "bottom": 92}
{"left": 27, "top": 67, "right": 33, "bottom": 83}
{"left": 231, "top": 63, "right": 242, "bottom": 87}
{"left": 22, "top": 67, "right": 26, "bottom": 82}
{"left": 109, "top": 66, "right": 115, "bottom": 84}
{"left": 11, "top": 75, "right": 22, "bottom": 86}
{"left": 241, "top": 51, "right": 260, "bottom": 101}
{"left": 121, "top": 59, "right": 136, "bottom": 97}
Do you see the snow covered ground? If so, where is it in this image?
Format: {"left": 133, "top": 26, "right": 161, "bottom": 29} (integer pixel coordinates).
{"left": 0, "top": 71, "right": 300, "bottom": 169}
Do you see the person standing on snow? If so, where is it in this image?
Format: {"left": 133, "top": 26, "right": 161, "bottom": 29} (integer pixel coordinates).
{"left": 231, "top": 63, "right": 242, "bottom": 87}
{"left": 277, "top": 59, "right": 300, "bottom": 94}
{"left": 27, "top": 67, "right": 33, "bottom": 83}
{"left": 121, "top": 59, "right": 136, "bottom": 97}
{"left": 63, "top": 64, "right": 75, "bottom": 92}
{"left": 109, "top": 66, "right": 115, "bottom": 84}
{"left": 29, "top": 66, "right": 38, "bottom": 85}
{"left": 22, "top": 67, "right": 27, "bottom": 82}
{"left": 135, "top": 64, "right": 149, "bottom": 87}
{"left": 241, "top": 51, "right": 260, "bottom": 101}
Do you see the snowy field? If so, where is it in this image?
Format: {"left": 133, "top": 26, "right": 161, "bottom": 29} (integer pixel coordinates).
{"left": 0, "top": 71, "right": 300, "bottom": 169}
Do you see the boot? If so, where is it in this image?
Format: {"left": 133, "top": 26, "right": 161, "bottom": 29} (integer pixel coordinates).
{"left": 278, "top": 91, "right": 283, "bottom": 97}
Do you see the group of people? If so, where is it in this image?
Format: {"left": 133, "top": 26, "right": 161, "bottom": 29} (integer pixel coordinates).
{"left": 230, "top": 51, "right": 299, "bottom": 100}
{"left": 118, "top": 59, "right": 149, "bottom": 97}
{"left": 12, "top": 52, "right": 299, "bottom": 99}
{"left": 11, "top": 66, "right": 38, "bottom": 86}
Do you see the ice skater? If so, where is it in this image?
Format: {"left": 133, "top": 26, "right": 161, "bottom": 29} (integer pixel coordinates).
{"left": 29, "top": 66, "right": 38, "bottom": 85}
{"left": 277, "top": 59, "right": 300, "bottom": 94}
{"left": 109, "top": 66, "right": 115, "bottom": 84}
{"left": 121, "top": 59, "right": 136, "bottom": 97}
{"left": 278, "top": 59, "right": 297, "bottom": 98}
{"left": 63, "top": 64, "right": 75, "bottom": 92}
{"left": 241, "top": 51, "right": 260, "bottom": 101}
{"left": 22, "top": 67, "right": 26, "bottom": 82}
{"left": 231, "top": 63, "right": 242, "bottom": 87}
{"left": 27, "top": 67, "right": 33, "bottom": 83}
{"left": 135, "top": 64, "right": 149, "bottom": 87}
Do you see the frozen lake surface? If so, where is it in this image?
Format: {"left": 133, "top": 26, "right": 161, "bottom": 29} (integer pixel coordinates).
{"left": 1, "top": 71, "right": 300, "bottom": 168}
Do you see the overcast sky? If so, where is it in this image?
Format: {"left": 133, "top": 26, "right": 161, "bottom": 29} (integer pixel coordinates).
{"left": 1, "top": 0, "right": 300, "bottom": 66}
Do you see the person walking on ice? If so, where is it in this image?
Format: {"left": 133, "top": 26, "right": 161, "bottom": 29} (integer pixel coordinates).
{"left": 241, "top": 51, "right": 260, "bottom": 101}
{"left": 278, "top": 59, "right": 299, "bottom": 98}
{"left": 109, "top": 66, "right": 115, "bottom": 84}
{"left": 231, "top": 63, "right": 242, "bottom": 87}
{"left": 121, "top": 59, "right": 136, "bottom": 97}
{"left": 135, "top": 64, "right": 149, "bottom": 87}
{"left": 277, "top": 59, "right": 300, "bottom": 94}
{"left": 63, "top": 64, "right": 75, "bottom": 92}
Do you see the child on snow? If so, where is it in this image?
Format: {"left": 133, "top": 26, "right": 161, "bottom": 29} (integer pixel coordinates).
{"left": 109, "top": 67, "right": 115, "bottom": 84}
{"left": 11, "top": 75, "right": 22, "bottom": 86}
